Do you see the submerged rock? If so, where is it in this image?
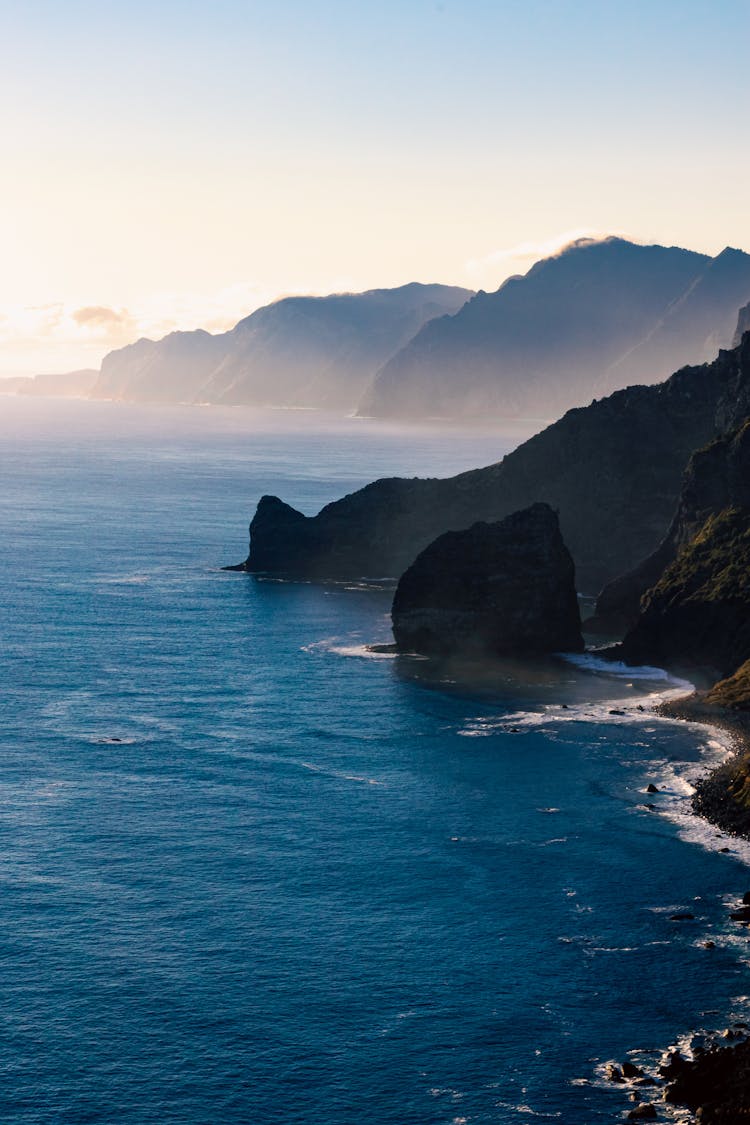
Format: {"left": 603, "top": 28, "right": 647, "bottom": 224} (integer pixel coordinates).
{"left": 391, "top": 503, "right": 583, "bottom": 657}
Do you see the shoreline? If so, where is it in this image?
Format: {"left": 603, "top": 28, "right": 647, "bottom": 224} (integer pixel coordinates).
{"left": 657, "top": 693, "right": 750, "bottom": 840}
{"left": 607, "top": 687, "right": 750, "bottom": 1122}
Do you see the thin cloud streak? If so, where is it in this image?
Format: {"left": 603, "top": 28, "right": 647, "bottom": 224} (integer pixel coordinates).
{"left": 0, "top": 273, "right": 387, "bottom": 373}
{"left": 464, "top": 229, "right": 627, "bottom": 289}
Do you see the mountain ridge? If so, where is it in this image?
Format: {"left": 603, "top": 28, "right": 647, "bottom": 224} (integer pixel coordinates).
{"left": 360, "top": 239, "right": 750, "bottom": 420}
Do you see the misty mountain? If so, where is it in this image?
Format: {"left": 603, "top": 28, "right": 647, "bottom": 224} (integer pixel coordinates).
{"left": 359, "top": 238, "right": 750, "bottom": 420}
{"left": 91, "top": 284, "right": 473, "bottom": 408}
{"left": 240, "top": 331, "right": 750, "bottom": 593}
{"left": 0, "top": 369, "right": 99, "bottom": 397}
{"left": 91, "top": 331, "right": 230, "bottom": 404}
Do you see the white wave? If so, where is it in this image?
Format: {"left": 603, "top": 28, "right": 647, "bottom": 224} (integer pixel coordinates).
{"left": 301, "top": 636, "right": 397, "bottom": 659}
{"left": 298, "top": 760, "right": 383, "bottom": 786}
{"left": 643, "top": 725, "right": 750, "bottom": 865}
{"left": 562, "top": 652, "right": 693, "bottom": 690}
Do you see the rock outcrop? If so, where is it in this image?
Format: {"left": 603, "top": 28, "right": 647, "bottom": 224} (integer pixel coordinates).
{"left": 594, "top": 367, "right": 750, "bottom": 631}
{"left": 662, "top": 1036, "right": 750, "bottom": 1123}
{"left": 358, "top": 238, "right": 750, "bottom": 421}
{"left": 390, "top": 504, "right": 583, "bottom": 656}
{"left": 241, "top": 339, "right": 750, "bottom": 592}
{"left": 620, "top": 505, "right": 750, "bottom": 678}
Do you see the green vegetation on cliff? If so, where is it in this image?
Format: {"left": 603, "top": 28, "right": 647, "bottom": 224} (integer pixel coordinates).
{"left": 705, "top": 660, "right": 750, "bottom": 709}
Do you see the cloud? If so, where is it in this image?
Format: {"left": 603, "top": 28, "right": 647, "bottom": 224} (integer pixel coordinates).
{"left": 0, "top": 283, "right": 281, "bottom": 372}
{"left": 464, "top": 228, "right": 629, "bottom": 287}
{"left": 72, "top": 305, "right": 132, "bottom": 330}
{"left": 0, "top": 272, "right": 385, "bottom": 372}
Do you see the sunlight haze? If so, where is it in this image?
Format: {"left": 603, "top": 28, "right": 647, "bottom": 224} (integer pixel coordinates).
{"left": 3, "top": 0, "right": 749, "bottom": 370}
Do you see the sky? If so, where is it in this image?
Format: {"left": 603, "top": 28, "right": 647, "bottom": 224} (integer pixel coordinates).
{"left": 2, "top": 0, "right": 750, "bottom": 372}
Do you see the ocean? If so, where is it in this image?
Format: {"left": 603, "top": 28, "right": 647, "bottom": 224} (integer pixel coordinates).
{"left": 1, "top": 396, "right": 748, "bottom": 1124}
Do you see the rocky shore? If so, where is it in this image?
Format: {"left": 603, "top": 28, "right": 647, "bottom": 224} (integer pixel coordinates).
{"left": 604, "top": 1024, "right": 750, "bottom": 1122}
{"left": 596, "top": 686, "right": 750, "bottom": 1122}
{"left": 659, "top": 694, "right": 750, "bottom": 839}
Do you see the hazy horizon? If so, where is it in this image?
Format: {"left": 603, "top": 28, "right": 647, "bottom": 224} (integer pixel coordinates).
{"left": 3, "top": 0, "right": 750, "bottom": 372}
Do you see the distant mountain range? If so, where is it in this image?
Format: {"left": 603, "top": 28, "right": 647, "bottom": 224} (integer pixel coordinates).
{"left": 90, "top": 284, "right": 472, "bottom": 409}
{"left": 360, "top": 239, "right": 750, "bottom": 419}
{"left": 12, "top": 237, "right": 750, "bottom": 419}
{"left": 0, "top": 369, "right": 99, "bottom": 397}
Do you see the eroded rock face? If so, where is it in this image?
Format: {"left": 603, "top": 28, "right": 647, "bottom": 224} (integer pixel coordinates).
{"left": 594, "top": 394, "right": 750, "bottom": 631}
{"left": 620, "top": 505, "right": 750, "bottom": 678}
{"left": 242, "top": 348, "right": 743, "bottom": 589}
{"left": 391, "top": 503, "right": 583, "bottom": 656}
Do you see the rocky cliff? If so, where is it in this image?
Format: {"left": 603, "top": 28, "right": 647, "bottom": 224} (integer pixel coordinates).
{"left": 241, "top": 341, "right": 750, "bottom": 593}
{"left": 594, "top": 342, "right": 750, "bottom": 630}
{"left": 358, "top": 239, "right": 750, "bottom": 421}
{"left": 201, "top": 284, "right": 472, "bottom": 409}
{"left": 90, "top": 284, "right": 471, "bottom": 408}
{"left": 92, "top": 330, "right": 228, "bottom": 403}
{"left": 620, "top": 505, "right": 750, "bottom": 678}
{"left": 597, "top": 246, "right": 750, "bottom": 396}
{"left": 390, "top": 504, "right": 583, "bottom": 656}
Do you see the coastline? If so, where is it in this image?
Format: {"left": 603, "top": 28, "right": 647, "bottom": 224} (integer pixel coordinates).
{"left": 658, "top": 693, "right": 750, "bottom": 841}
{"left": 608, "top": 687, "right": 750, "bottom": 1123}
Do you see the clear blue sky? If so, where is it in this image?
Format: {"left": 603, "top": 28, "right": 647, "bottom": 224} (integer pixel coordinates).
{"left": 2, "top": 0, "right": 749, "bottom": 369}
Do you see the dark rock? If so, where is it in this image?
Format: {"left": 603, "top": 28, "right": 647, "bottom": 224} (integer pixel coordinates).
{"left": 730, "top": 909, "right": 750, "bottom": 923}
{"left": 693, "top": 750, "right": 750, "bottom": 839}
{"left": 703, "top": 940, "right": 717, "bottom": 949}
{"left": 659, "top": 1051, "right": 688, "bottom": 1079}
{"left": 609, "top": 708, "right": 626, "bottom": 715}
{"left": 240, "top": 338, "right": 749, "bottom": 586}
{"left": 663, "top": 1037, "right": 750, "bottom": 1122}
{"left": 594, "top": 347, "right": 750, "bottom": 632}
{"left": 646, "top": 783, "right": 660, "bottom": 793}
{"left": 390, "top": 504, "right": 583, "bottom": 657}
{"left": 742, "top": 891, "right": 750, "bottom": 905}
{"left": 605, "top": 1063, "right": 625, "bottom": 1083}
{"left": 670, "top": 913, "right": 695, "bottom": 921}
{"left": 622, "top": 1062, "right": 644, "bottom": 1078}
{"left": 626, "top": 1103, "right": 657, "bottom": 1120}
{"left": 619, "top": 429, "right": 750, "bottom": 677}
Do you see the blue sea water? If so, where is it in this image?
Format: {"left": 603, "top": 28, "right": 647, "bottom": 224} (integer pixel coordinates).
{"left": 1, "top": 397, "right": 749, "bottom": 1124}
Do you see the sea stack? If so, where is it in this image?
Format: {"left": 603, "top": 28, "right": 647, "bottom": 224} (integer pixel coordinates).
{"left": 391, "top": 502, "right": 584, "bottom": 656}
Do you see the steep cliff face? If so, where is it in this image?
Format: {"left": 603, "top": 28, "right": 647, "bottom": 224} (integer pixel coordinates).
{"left": 390, "top": 504, "right": 583, "bottom": 656}
{"left": 358, "top": 239, "right": 750, "bottom": 421}
{"left": 90, "top": 284, "right": 471, "bottom": 408}
{"left": 620, "top": 506, "right": 750, "bottom": 678}
{"left": 201, "top": 284, "right": 472, "bottom": 409}
{"left": 92, "top": 330, "right": 228, "bottom": 403}
{"left": 594, "top": 357, "right": 750, "bottom": 630}
{"left": 597, "top": 247, "right": 750, "bottom": 396}
{"left": 242, "top": 342, "right": 749, "bottom": 592}
{"left": 733, "top": 302, "right": 750, "bottom": 346}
